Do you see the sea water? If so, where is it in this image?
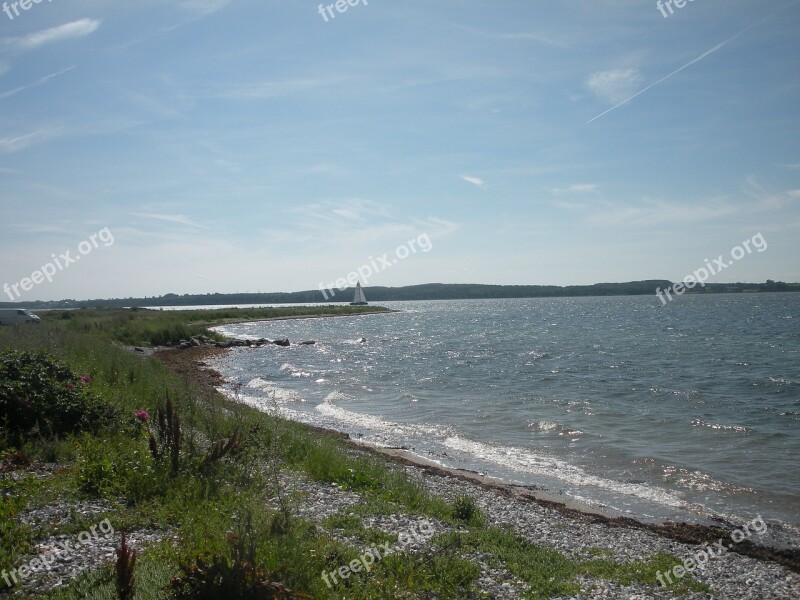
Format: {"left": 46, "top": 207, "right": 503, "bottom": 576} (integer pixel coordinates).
{"left": 210, "top": 294, "right": 800, "bottom": 546}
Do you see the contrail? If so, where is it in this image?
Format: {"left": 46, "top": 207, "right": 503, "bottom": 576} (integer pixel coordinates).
{"left": 587, "top": 1, "right": 799, "bottom": 124}
{"left": 586, "top": 29, "right": 749, "bottom": 124}
{"left": 0, "top": 66, "right": 76, "bottom": 101}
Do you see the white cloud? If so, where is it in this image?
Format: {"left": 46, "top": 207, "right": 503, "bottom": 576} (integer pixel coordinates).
{"left": 8, "top": 19, "right": 101, "bottom": 52}
{"left": 213, "top": 77, "right": 347, "bottom": 100}
{"left": 586, "top": 68, "right": 642, "bottom": 105}
{"left": 585, "top": 198, "right": 738, "bottom": 227}
{"left": 779, "top": 162, "right": 800, "bottom": 170}
{"left": 460, "top": 175, "right": 485, "bottom": 188}
{"left": 332, "top": 208, "right": 365, "bottom": 222}
{"left": 552, "top": 183, "right": 598, "bottom": 195}
{"left": 587, "top": 27, "right": 751, "bottom": 123}
{"left": 180, "top": 0, "right": 233, "bottom": 16}
{"left": 743, "top": 177, "right": 800, "bottom": 210}
{"left": 130, "top": 213, "right": 207, "bottom": 229}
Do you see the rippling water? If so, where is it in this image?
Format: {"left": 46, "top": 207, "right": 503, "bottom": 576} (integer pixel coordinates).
{"left": 210, "top": 294, "right": 800, "bottom": 545}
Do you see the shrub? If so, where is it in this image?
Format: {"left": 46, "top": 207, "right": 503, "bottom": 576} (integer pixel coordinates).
{"left": 76, "top": 434, "right": 160, "bottom": 500}
{"left": 170, "top": 508, "right": 308, "bottom": 599}
{"left": 451, "top": 495, "right": 483, "bottom": 525}
{"left": 0, "top": 350, "right": 119, "bottom": 445}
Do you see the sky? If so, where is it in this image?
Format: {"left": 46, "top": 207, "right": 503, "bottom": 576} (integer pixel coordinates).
{"left": 1, "top": 0, "right": 799, "bottom": 302}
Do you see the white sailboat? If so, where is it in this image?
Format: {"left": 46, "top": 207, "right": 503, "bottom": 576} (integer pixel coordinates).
{"left": 350, "top": 282, "right": 368, "bottom": 305}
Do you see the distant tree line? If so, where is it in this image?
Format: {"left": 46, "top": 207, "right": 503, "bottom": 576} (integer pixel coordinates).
{"left": 2, "top": 280, "right": 798, "bottom": 309}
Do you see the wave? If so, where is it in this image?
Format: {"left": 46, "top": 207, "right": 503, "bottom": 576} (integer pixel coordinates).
{"left": 691, "top": 419, "right": 752, "bottom": 433}
{"left": 314, "top": 398, "right": 453, "bottom": 439}
{"left": 442, "top": 436, "right": 690, "bottom": 510}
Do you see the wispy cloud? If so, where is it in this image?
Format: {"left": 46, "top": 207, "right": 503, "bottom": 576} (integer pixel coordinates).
{"left": 778, "top": 162, "right": 800, "bottom": 170}
{"left": 586, "top": 69, "right": 642, "bottom": 105}
{"left": 285, "top": 199, "right": 393, "bottom": 229}
{"left": 585, "top": 198, "right": 738, "bottom": 226}
{"left": 449, "top": 23, "right": 567, "bottom": 48}
{"left": 7, "top": 19, "right": 101, "bottom": 52}
{"left": 119, "top": 89, "right": 184, "bottom": 120}
{"left": 10, "top": 223, "right": 70, "bottom": 234}
{"left": 0, "top": 67, "right": 75, "bottom": 101}
{"left": 460, "top": 175, "right": 485, "bottom": 188}
{"left": 587, "top": 28, "right": 751, "bottom": 123}
{"left": 130, "top": 212, "right": 207, "bottom": 229}
{"left": 213, "top": 77, "right": 347, "bottom": 100}
{"left": 743, "top": 177, "right": 800, "bottom": 210}
{"left": 552, "top": 183, "right": 598, "bottom": 195}
{"left": 180, "top": 0, "right": 233, "bottom": 16}
{"left": 0, "top": 127, "right": 63, "bottom": 153}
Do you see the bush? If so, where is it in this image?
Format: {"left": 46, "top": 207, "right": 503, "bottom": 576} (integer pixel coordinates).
{"left": 451, "top": 495, "right": 483, "bottom": 525}
{"left": 76, "top": 434, "right": 161, "bottom": 500}
{"left": 171, "top": 508, "right": 309, "bottom": 599}
{"left": 0, "top": 350, "right": 119, "bottom": 445}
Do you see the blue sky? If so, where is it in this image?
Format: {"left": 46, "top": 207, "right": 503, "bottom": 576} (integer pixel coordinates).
{"left": 1, "top": 0, "right": 798, "bottom": 301}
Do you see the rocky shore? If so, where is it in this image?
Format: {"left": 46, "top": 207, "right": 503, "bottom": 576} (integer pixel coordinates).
{"left": 4, "top": 340, "right": 797, "bottom": 599}
{"left": 170, "top": 345, "right": 800, "bottom": 599}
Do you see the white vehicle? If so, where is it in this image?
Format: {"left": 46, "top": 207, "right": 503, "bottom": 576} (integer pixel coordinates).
{"left": 0, "top": 308, "right": 41, "bottom": 325}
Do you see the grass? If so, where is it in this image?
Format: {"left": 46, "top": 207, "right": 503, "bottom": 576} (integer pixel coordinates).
{"left": 0, "top": 310, "right": 711, "bottom": 598}
{"left": 47, "top": 305, "right": 391, "bottom": 347}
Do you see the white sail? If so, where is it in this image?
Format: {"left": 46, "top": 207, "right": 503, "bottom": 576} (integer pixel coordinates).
{"left": 351, "top": 282, "right": 367, "bottom": 305}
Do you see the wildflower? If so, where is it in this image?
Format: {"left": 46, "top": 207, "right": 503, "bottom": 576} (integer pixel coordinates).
{"left": 135, "top": 409, "right": 149, "bottom": 423}
{"left": 80, "top": 374, "right": 91, "bottom": 384}
{"left": 67, "top": 383, "right": 74, "bottom": 389}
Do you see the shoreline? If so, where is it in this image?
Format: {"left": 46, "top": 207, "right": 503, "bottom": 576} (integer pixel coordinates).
{"left": 204, "top": 306, "right": 398, "bottom": 326}
{"left": 156, "top": 343, "right": 800, "bottom": 575}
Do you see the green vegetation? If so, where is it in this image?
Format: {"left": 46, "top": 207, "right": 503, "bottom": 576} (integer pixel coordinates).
{"left": 0, "top": 310, "right": 709, "bottom": 598}
{"left": 44, "top": 305, "right": 389, "bottom": 347}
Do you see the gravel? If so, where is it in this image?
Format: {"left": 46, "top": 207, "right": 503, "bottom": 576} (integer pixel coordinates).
{"left": 7, "top": 458, "right": 796, "bottom": 598}
{"left": 4, "top": 498, "right": 166, "bottom": 598}
{"left": 267, "top": 462, "right": 799, "bottom": 598}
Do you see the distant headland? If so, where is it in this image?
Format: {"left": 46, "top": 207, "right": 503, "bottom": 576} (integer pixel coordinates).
{"left": 2, "top": 280, "right": 798, "bottom": 309}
